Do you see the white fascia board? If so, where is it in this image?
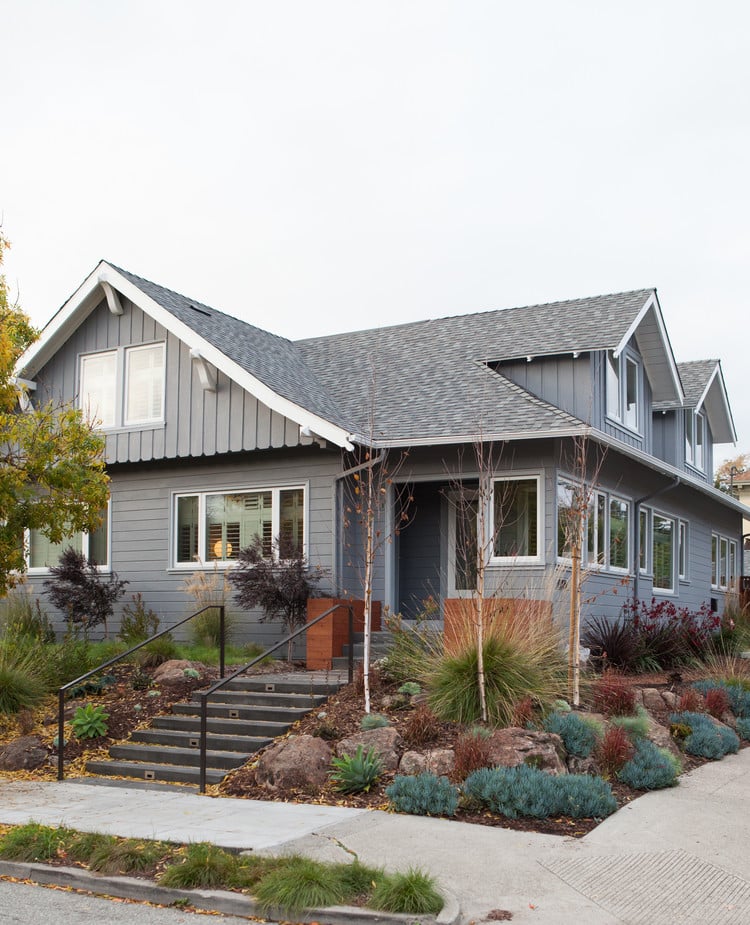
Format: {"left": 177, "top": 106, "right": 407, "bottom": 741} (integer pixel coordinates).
{"left": 15, "top": 262, "right": 354, "bottom": 451}
{"left": 696, "top": 363, "right": 737, "bottom": 445}
{"left": 614, "top": 292, "right": 683, "bottom": 403}
{"left": 356, "top": 425, "right": 590, "bottom": 448}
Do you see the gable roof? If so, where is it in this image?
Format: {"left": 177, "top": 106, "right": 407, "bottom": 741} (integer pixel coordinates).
{"left": 654, "top": 359, "right": 737, "bottom": 444}
{"left": 15, "top": 261, "right": 355, "bottom": 450}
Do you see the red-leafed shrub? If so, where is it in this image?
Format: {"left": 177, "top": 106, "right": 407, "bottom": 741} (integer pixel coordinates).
{"left": 678, "top": 688, "right": 705, "bottom": 713}
{"left": 452, "top": 730, "right": 492, "bottom": 781}
{"left": 403, "top": 703, "right": 440, "bottom": 747}
{"left": 704, "top": 686, "right": 730, "bottom": 720}
{"left": 595, "top": 725, "right": 634, "bottom": 778}
{"left": 510, "top": 696, "right": 534, "bottom": 728}
{"left": 592, "top": 672, "right": 636, "bottom": 717}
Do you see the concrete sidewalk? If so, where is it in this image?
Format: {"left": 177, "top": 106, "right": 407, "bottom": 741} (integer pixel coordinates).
{"left": 1, "top": 748, "right": 749, "bottom": 924}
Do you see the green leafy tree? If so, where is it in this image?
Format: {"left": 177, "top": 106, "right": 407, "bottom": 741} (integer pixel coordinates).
{"left": 0, "top": 233, "right": 109, "bottom": 594}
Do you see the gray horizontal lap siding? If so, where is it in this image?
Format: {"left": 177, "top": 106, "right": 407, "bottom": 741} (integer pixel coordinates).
{"left": 34, "top": 298, "right": 302, "bottom": 464}
{"left": 26, "top": 449, "right": 341, "bottom": 646}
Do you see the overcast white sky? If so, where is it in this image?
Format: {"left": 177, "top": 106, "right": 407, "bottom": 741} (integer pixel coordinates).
{"left": 2, "top": 1, "right": 749, "bottom": 460}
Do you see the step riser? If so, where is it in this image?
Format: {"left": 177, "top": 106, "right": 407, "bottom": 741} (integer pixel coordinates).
{"left": 173, "top": 703, "right": 309, "bottom": 723}
{"left": 222, "top": 679, "right": 341, "bottom": 695}
{"left": 108, "top": 745, "right": 249, "bottom": 770}
{"left": 85, "top": 760, "right": 225, "bottom": 786}
{"left": 130, "top": 730, "right": 270, "bottom": 753}
{"left": 192, "top": 691, "right": 329, "bottom": 708}
{"left": 151, "top": 715, "right": 294, "bottom": 737}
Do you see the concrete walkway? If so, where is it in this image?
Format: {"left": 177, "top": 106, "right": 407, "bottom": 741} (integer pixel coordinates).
{"left": 1, "top": 748, "right": 749, "bottom": 924}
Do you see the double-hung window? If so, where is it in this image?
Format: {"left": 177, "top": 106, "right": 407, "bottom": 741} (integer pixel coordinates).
{"left": 174, "top": 486, "right": 305, "bottom": 566}
{"left": 711, "top": 532, "right": 739, "bottom": 590}
{"left": 492, "top": 476, "right": 541, "bottom": 562}
{"left": 605, "top": 350, "right": 641, "bottom": 433}
{"left": 79, "top": 343, "right": 165, "bottom": 429}
{"left": 26, "top": 506, "right": 110, "bottom": 572}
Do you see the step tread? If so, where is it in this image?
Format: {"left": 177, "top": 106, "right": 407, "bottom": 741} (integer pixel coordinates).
{"left": 109, "top": 743, "right": 252, "bottom": 762}
{"left": 85, "top": 760, "right": 226, "bottom": 785}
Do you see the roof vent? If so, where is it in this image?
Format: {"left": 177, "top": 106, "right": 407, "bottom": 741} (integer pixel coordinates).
{"left": 188, "top": 304, "right": 211, "bottom": 317}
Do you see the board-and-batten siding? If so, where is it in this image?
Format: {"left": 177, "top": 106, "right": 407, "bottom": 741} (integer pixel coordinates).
{"left": 25, "top": 449, "right": 342, "bottom": 645}
{"left": 34, "top": 297, "right": 303, "bottom": 464}
{"left": 497, "top": 354, "right": 595, "bottom": 424}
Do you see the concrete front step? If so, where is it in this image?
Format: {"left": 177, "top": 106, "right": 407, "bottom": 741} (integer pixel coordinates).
{"left": 108, "top": 743, "right": 251, "bottom": 770}
{"left": 85, "top": 759, "right": 226, "bottom": 786}
{"left": 130, "top": 728, "right": 271, "bottom": 753}
{"left": 191, "top": 690, "right": 330, "bottom": 709}
{"left": 173, "top": 702, "right": 310, "bottom": 724}
{"left": 150, "top": 714, "right": 290, "bottom": 738}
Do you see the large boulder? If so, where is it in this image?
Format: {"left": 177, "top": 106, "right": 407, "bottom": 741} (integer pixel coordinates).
{"left": 645, "top": 715, "right": 682, "bottom": 757}
{"left": 486, "top": 727, "right": 567, "bottom": 775}
{"left": 399, "top": 748, "right": 455, "bottom": 777}
{"left": 256, "top": 735, "right": 332, "bottom": 792}
{"left": 0, "top": 735, "right": 48, "bottom": 771}
{"left": 152, "top": 660, "right": 205, "bottom": 683}
{"left": 335, "top": 727, "right": 402, "bottom": 771}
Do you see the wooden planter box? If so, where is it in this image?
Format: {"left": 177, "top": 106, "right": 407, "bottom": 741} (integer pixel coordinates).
{"left": 306, "top": 598, "right": 382, "bottom": 669}
{"left": 443, "top": 597, "right": 553, "bottom": 654}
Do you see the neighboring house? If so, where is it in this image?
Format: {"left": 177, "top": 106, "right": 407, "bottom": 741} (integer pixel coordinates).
{"left": 733, "top": 471, "right": 750, "bottom": 573}
{"left": 13, "top": 263, "right": 747, "bottom": 643}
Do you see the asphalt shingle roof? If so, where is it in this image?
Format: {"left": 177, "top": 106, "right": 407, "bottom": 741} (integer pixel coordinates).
{"left": 653, "top": 359, "right": 718, "bottom": 410}
{"left": 114, "top": 268, "right": 655, "bottom": 445}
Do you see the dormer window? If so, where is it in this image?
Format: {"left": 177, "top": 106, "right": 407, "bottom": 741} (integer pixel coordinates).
{"left": 605, "top": 350, "right": 641, "bottom": 432}
{"left": 685, "top": 410, "right": 705, "bottom": 471}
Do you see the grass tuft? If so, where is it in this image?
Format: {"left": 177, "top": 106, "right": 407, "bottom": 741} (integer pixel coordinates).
{"left": 0, "top": 822, "right": 69, "bottom": 861}
{"left": 88, "top": 837, "right": 171, "bottom": 875}
{"left": 369, "top": 867, "right": 444, "bottom": 915}
{"left": 159, "top": 842, "right": 239, "bottom": 889}
{"left": 253, "top": 855, "right": 346, "bottom": 913}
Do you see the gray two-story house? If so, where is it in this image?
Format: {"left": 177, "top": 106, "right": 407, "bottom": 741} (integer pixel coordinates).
{"left": 14, "top": 263, "right": 747, "bottom": 643}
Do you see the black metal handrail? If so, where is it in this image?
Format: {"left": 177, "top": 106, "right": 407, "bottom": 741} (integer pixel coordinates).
{"left": 57, "top": 604, "right": 225, "bottom": 781}
{"left": 198, "top": 602, "right": 353, "bottom": 792}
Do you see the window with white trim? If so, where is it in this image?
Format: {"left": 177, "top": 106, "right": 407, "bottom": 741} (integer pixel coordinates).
{"left": 652, "top": 512, "right": 675, "bottom": 593}
{"left": 685, "top": 410, "right": 705, "bottom": 471}
{"left": 605, "top": 350, "right": 642, "bottom": 433}
{"left": 26, "top": 507, "right": 110, "bottom": 572}
{"left": 711, "top": 532, "right": 739, "bottom": 590}
{"left": 79, "top": 343, "right": 165, "bottom": 429}
{"left": 556, "top": 479, "right": 630, "bottom": 572}
{"left": 639, "top": 506, "right": 651, "bottom": 574}
{"left": 492, "top": 476, "right": 541, "bottom": 561}
{"left": 174, "top": 486, "right": 305, "bottom": 566}
{"left": 678, "top": 520, "right": 688, "bottom": 581}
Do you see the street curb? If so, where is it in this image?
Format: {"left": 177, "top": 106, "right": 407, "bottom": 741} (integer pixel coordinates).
{"left": 0, "top": 859, "right": 460, "bottom": 924}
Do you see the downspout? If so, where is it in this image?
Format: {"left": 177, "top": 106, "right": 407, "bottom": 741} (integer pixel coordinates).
{"left": 332, "top": 450, "right": 386, "bottom": 597}
{"left": 633, "top": 476, "right": 681, "bottom": 603}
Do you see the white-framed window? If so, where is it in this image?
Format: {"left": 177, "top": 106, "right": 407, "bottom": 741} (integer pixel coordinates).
{"left": 556, "top": 478, "right": 630, "bottom": 572}
{"left": 685, "top": 410, "right": 705, "bottom": 471}
{"left": 678, "top": 520, "right": 688, "bottom": 581}
{"left": 492, "top": 475, "right": 542, "bottom": 563}
{"left": 80, "top": 350, "right": 117, "bottom": 428}
{"left": 79, "top": 343, "right": 165, "bottom": 429}
{"left": 652, "top": 512, "right": 676, "bottom": 594}
{"left": 26, "top": 506, "right": 110, "bottom": 573}
{"left": 711, "top": 532, "right": 739, "bottom": 590}
{"left": 605, "top": 349, "right": 642, "bottom": 433}
{"left": 639, "top": 506, "right": 651, "bottom": 574}
{"left": 173, "top": 485, "right": 306, "bottom": 567}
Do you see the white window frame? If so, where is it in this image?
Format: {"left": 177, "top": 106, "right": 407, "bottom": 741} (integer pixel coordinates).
{"left": 124, "top": 343, "right": 166, "bottom": 426}
{"left": 171, "top": 484, "right": 308, "bottom": 569}
{"left": 605, "top": 349, "right": 642, "bottom": 435}
{"left": 651, "top": 510, "right": 676, "bottom": 595}
{"left": 555, "top": 477, "right": 631, "bottom": 574}
{"left": 490, "top": 473, "right": 543, "bottom": 565}
{"left": 639, "top": 505, "right": 651, "bottom": 575}
{"left": 711, "top": 532, "right": 739, "bottom": 591}
{"left": 678, "top": 519, "right": 689, "bottom": 582}
{"left": 79, "top": 349, "right": 117, "bottom": 428}
{"left": 79, "top": 342, "right": 166, "bottom": 431}
{"left": 685, "top": 409, "right": 706, "bottom": 472}
{"left": 25, "top": 503, "right": 111, "bottom": 574}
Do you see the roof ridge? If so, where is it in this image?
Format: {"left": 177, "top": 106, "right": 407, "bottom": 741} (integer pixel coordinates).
{"left": 296, "top": 287, "right": 655, "bottom": 345}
